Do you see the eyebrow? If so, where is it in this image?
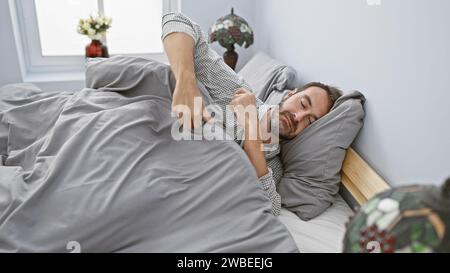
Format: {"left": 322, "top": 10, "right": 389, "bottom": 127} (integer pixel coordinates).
{"left": 304, "top": 94, "right": 319, "bottom": 121}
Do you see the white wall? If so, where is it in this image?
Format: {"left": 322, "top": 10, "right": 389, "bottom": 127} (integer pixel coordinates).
{"left": 0, "top": 0, "right": 22, "bottom": 87}
{"left": 253, "top": 0, "right": 450, "bottom": 186}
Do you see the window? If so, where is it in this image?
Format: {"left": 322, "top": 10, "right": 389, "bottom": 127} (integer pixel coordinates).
{"left": 34, "top": 0, "right": 98, "bottom": 57}
{"left": 103, "top": 0, "right": 164, "bottom": 55}
{"left": 9, "top": 0, "right": 179, "bottom": 81}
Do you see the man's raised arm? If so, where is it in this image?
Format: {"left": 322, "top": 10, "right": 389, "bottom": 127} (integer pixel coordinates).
{"left": 162, "top": 20, "right": 207, "bottom": 129}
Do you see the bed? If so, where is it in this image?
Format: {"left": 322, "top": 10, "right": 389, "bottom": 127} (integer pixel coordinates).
{"left": 279, "top": 195, "right": 352, "bottom": 253}
{"left": 0, "top": 55, "right": 390, "bottom": 253}
{"left": 278, "top": 148, "right": 390, "bottom": 253}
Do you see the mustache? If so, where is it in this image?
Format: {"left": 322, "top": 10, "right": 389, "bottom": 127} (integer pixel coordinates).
{"left": 280, "top": 110, "right": 297, "bottom": 131}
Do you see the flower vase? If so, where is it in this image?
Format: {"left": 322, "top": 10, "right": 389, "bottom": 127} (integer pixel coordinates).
{"left": 85, "top": 40, "right": 109, "bottom": 58}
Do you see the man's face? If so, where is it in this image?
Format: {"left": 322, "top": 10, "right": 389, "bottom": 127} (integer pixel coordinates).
{"left": 277, "top": 86, "right": 331, "bottom": 140}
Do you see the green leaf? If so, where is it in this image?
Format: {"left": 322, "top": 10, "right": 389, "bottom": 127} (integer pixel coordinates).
{"left": 424, "top": 222, "right": 440, "bottom": 247}
{"left": 412, "top": 242, "right": 432, "bottom": 253}
{"left": 410, "top": 222, "right": 423, "bottom": 241}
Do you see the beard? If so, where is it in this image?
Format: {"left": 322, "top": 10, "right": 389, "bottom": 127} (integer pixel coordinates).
{"left": 277, "top": 99, "right": 297, "bottom": 140}
{"left": 278, "top": 111, "right": 296, "bottom": 140}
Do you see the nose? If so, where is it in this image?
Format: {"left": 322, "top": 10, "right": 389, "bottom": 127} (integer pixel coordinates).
{"left": 292, "top": 110, "right": 308, "bottom": 123}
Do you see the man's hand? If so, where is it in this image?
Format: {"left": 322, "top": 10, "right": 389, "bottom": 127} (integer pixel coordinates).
{"left": 230, "top": 88, "right": 259, "bottom": 140}
{"left": 172, "top": 75, "right": 210, "bottom": 131}
{"left": 231, "top": 88, "right": 269, "bottom": 178}
{"left": 230, "top": 87, "right": 256, "bottom": 109}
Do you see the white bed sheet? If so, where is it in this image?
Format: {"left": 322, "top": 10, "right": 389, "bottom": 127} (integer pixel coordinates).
{"left": 279, "top": 194, "right": 354, "bottom": 253}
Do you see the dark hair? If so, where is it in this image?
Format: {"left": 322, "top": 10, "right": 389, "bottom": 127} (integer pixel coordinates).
{"left": 297, "top": 82, "right": 343, "bottom": 108}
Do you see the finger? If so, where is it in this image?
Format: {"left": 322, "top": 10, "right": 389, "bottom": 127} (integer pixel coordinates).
{"left": 203, "top": 113, "right": 212, "bottom": 123}
{"left": 177, "top": 114, "right": 191, "bottom": 131}
{"left": 235, "top": 88, "right": 247, "bottom": 95}
{"left": 174, "top": 104, "right": 192, "bottom": 132}
{"left": 201, "top": 102, "right": 213, "bottom": 124}
{"left": 184, "top": 116, "right": 192, "bottom": 131}
{"left": 228, "top": 103, "right": 236, "bottom": 113}
{"left": 231, "top": 102, "right": 242, "bottom": 115}
{"left": 189, "top": 99, "right": 201, "bottom": 129}
{"left": 172, "top": 109, "right": 183, "bottom": 126}
{"left": 230, "top": 94, "right": 242, "bottom": 104}
{"left": 193, "top": 111, "right": 203, "bottom": 129}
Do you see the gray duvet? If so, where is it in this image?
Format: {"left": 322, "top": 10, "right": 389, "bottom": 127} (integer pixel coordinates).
{"left": 0, "top": 60, "right": 298, "bottom": 253}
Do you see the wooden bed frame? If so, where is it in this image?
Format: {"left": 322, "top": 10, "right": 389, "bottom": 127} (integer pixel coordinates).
{"left": 340, "top": 148, "right": 391, "bottom": 206}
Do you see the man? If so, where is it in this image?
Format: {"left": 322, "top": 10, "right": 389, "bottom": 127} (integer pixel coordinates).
{"left": 162, "top": 13, "right": 342, "bottom": 216}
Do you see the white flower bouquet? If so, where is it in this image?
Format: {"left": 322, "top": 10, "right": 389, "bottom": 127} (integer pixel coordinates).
{"left": 77, "top": 13, "right": 112, "bottom": 40}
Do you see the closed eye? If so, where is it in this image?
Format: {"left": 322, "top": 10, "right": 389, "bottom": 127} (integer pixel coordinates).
{"left": 300, "top": 99, "right": 313, "bottom": 125}
{"left": 300, "top": 99, "right": 306, "bottom": 109}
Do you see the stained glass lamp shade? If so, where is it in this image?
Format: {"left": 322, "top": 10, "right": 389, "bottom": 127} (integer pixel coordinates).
{"left": 209, "top": 8, "right": 254, "bottom": 70}
{"left": 343, "top": 178, "right": 450, "bottom": 253}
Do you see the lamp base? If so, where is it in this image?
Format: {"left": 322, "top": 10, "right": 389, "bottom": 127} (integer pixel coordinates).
{"left": 223, "top": 45, "right": 238, "bottom": 71}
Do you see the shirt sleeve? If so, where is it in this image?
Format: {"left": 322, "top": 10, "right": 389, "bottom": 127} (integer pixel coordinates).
{"left": 161, "top": 12, "right": 199, "bottom": 45}
{"left": 161, "top": 12, "right": 254, "bottom": 107}
{"left": 258, "top": 168, "right": 282, "bottom": 216}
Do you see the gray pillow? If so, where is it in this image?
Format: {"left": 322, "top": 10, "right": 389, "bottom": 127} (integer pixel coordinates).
{"left": 264, "top": 89, "right": 291, "bottom": 106}
{"left": 238, "top": 52, "right": 297, "bottom": 101}
{"left": 278, "top": 91, "right": 366, "bottom": 221}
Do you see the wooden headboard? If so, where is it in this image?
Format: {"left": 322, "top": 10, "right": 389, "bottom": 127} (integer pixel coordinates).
{"left": 340, "top": 148, "right": 391, "bottom": 206}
